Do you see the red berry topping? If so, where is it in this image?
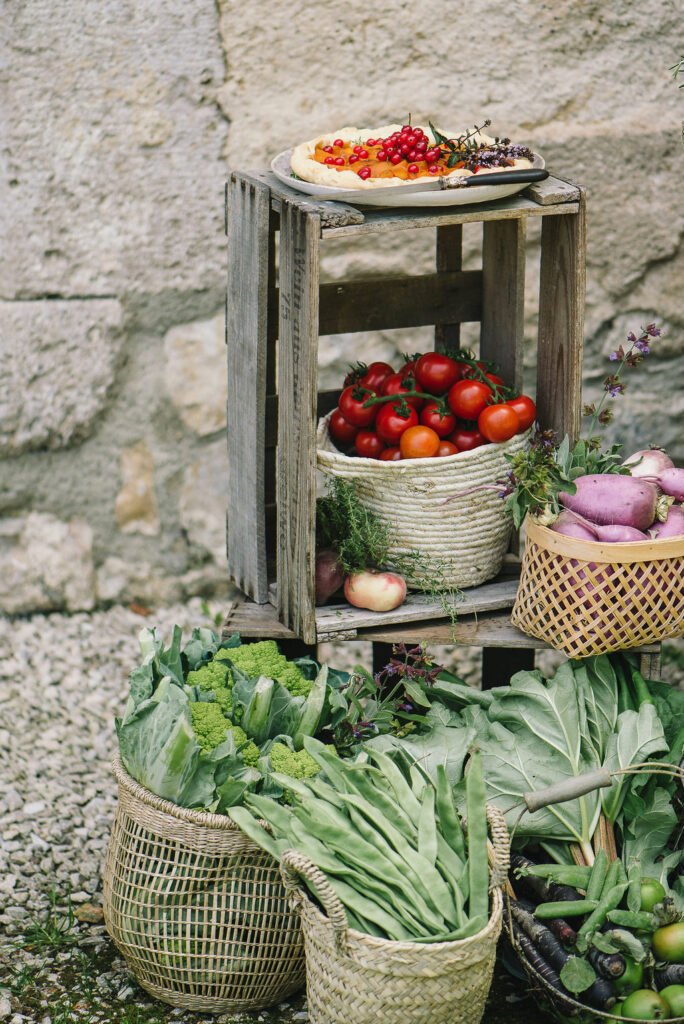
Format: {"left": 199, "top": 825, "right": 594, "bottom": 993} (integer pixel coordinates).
{"left": 402, "top": 124, "right": 411, "bottom": 131}
{"left": 348, "top": 153, "right": 359, "bottom": 163}
{"left": 334, "top": 156, "right": 345, "bottom": 165}
{"left": 353, "top": 145, "right": 363, "bottom": 154}
{"left": 416, "top": 140, "right": 427, "bottom": 152}
{"left": 324, "top": 156, "right": 335, "bottom": 164}
{"left": 407, "top": 134, "right": 417, "bottom": 146}
{"left": 385, "top": 145, "right": 396, "bottom": 155}
{"left": 357, "top": 166, "right": 371, "bottom": 179}
{"left": 377, "top": 149, "right": 387, "bottom": 160}
{"left": 323, "top": 145, "right": 333, "bottom": 153}
{"left": 428, "top": 165, "right": 440, "bottom": 174}
{"left": 358, "top": 148, "right": 369, "bottom": 159}
{"left": 408, "top": 148, "right": 418, "bottom": 160}
{"left": 366, "top": 138, "right": 376, "bottom": 146}
{"left": 425, "top": 150, "right": 439, "bottom": 163}
{"left": 390, "top": 153, "right": 402, "bottom": 164}
{"left": 408, "top": 163, "right": 419, "bottom": 174}
{"left": 333, "top": 138, "right": 344, "bottom": 147}
{"left": 400, "top": 143, "right": 410, "bottom": 155}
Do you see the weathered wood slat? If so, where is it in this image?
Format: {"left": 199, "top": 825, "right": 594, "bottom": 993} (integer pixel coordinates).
{"left": 321, "top": 194, "right": 579, "bottom": 238}
{"left": 314, "top": 577, "right": 520, "bottom": 640}
{"left": 524, "top": 175, "right": 581, "bottom": 206}
{"left": 536, "top": 189, "right": 586, "bottom": 438}
{"left": 226, "top": 173, "right": 271, "bottom": 603}
{"left": 276, "top": 200, "right": 320, "bottom": 643}
{"left": 244, "top": 169, "right": 366, "bottom": 229}
{"left": 480, "top": 219, "right": 526, "bottom": 393}
{"left": 435, "top": 225, "right": 463, "bottom": 351}
{"left": 265, "top": 389, "right": 340, "bottom": 448}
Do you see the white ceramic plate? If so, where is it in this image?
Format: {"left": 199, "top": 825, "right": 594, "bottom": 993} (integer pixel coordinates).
{"left": 270, "top": 149, "right": 545, "bottom": 208}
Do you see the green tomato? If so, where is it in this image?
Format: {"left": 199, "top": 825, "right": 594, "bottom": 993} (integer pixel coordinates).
{"left": 653, "top": 923, "right": 684, "bottom": 964}
{"left": 660, "top": 984, "right": 684, "bottom": 1016}
{"left": 613, "top": 1000, "right": 624, "bottom": 1018}
{"left": 641, "top": 878, "right": 667, "bottom": 913}
{"left": 621, "top": 989, "right": 670, "bottom": 1020}
{"left": 615, "top": 959, "right": 645, "bottom": 997}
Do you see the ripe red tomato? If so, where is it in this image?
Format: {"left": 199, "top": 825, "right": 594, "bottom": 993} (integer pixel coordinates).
{"left": 414, "top": 353, "right": 460, "bottom": 395}
{"left": 399, "top": 354, "right": 422, "bottom": 379}
{"left": 379, "top": 446, "right": 402, "bottom": 461}
{"left": 447, "top": 380, "right": 491, "bottom": 421}
{"left": 376, "top": 401, "right": 418, "bottom": 444}
{"left": 399, "top": 425, "right": 441, "bottom": 459}
{"left": 506, "top": 394, "right": 536, "bottom": 432}
{"left": 478, "top": 403, "right": 520, "bottom": 443}
{"left": 436, "top": 440, "right": 459, "bottom": 457}
{"left": 329, "top": 408, "right": 359, "bottom": 447}
{"left": 420, "top": 401, "right": 457, "bottom": 438}
{"left": 382, "top": 372, "right": 423, "bottom": 409}
{"left": 355, "top": 430, "right": 385, "bottom": 459}
{"left": 338, "top": 385, "right": 377, "bottom": 427}
{"left": 360, "top": 361, "right": 395, "bottom": 392}
{"left": 450, "top": 426, "right": 487, "bottom": 452}
{"left": 464, "top": 367, "right": 504, "bottom": 388}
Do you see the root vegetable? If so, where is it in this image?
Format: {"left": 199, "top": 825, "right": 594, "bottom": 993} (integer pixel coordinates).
{"left": 624, "top": 449, "right": 674, "bottom": 478}
{"left": 657, "top": 468, "right": 684, "bottom": 502}
{"left": 551, "top": 510, "right": 598, "bottom": 541}
{"left": 344, "top": 570, "right": 407, "bottom": 612}
{"left": 650, "top": 505, "right": 684, "bottom": 538}
{"left": 559, "top": 475, "right": 660, "bottom": 531}
{"left": 315, "top": 549, "right": 345, "bottom": 605}
{"left": 592, "top": 524, "right": 649, "bottom": 542}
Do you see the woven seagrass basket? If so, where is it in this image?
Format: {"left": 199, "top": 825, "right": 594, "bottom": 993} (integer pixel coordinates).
{"left": 279, "top": 806, "right": 509, "bottom": 1024}
{"left": 102, "top": 755, "right": 305, "bottom": 1013}
{"left": 511, "top": 517, "right": 684, "bottom": 658}
{"left": 317, "top": 414, "right": 531, "bottom": 589}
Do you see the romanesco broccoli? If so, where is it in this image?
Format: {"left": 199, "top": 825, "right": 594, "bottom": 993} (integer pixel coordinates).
{"left": 190, "top": 702, "right": 230, "bottom": 752}
{"left": 230, "top": 725, "right": 260, "bottom": 767}
{"left": 186, "top": 660, "right": 233, "bottom": 715}
{"left": 215, "top": 641, "right": 311, "bottom": 697}
{"left": 269, "top": 743, "right": 321, "bottom": 780}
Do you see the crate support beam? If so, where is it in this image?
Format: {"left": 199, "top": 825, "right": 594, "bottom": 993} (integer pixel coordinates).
{"left": 277, "top": 200, "right": 320, "bottom": 643}
{"left": 226, "top": 174, "right": 271, "bottom": 603}
{"left": 536, "top": 190, "right": 586, "bottom": 438}
{"left": 435, "top": 225, "right": 463, "bottom": 351}
{"left": 480, "top": 219, "right": 526, "bottom": 393}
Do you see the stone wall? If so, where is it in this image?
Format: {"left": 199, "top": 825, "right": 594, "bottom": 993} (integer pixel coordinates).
{"left": 2, "top": 0, "right": 682, "bottom": 613}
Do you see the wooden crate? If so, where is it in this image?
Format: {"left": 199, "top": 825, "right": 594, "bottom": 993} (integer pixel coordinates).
{"left": 225, "top": 170, "right": 586, "bottom": 645}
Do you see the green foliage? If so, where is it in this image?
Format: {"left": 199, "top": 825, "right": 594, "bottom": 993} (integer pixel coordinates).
{"left": 217, "top": 640, "right": 312, "bottom": 697}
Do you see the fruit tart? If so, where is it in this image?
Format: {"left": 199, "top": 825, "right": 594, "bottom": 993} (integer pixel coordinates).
{"left": 289, "top": 120, "right": 535, "bottom": 191}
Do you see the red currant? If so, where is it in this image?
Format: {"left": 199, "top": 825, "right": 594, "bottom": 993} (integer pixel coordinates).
{"left": 348, "top": 153, "right": 359, "bottom": 163}
{"left": 385, "top": 145, "right": 396, "bottom": 155}
{"left": 357, "top": 166, "right": 371, "bottom": 179}
{"left": 366, "top": 138, "right": 376, "bottom": 146}
{"left": 400, "top": 143, "right": 410, "bottom": 155}
{"left": 428, "top": 165, "right": 440, "bottom": 174}
{"left": 425, "top": 150, "right": 438, "bottom": 163}
{"left": 402, "top": 124, "right": 411, "bottom": 131}
{"left": 334, "top": 156, "right": 345, "bottom": 165}
{"left": 333, "top": 138, "right": 344, "bottom": 147}
{"left": 416, "top": 140, "right": 427, "bottom": 152}
{"left": 407, "top": 134, "right": 417, "bottom": 146}
{"left": 324, "top": 156, "right": 335, "bottom": 164}
{"left": 408, "top": 163, "right": 419, "bottom": 174}
{"left": 377, "top": 149, "right": 387, "bottom": 160}
{"left": 323, "top": 145, "right": 333, "bottom": 153}
{"left": 408, "top": 148, "right": 418, "bottom": 160}
{"left": 353, "top": 145, "right": 362, "bottom": 154}
{"left": 390, "top": 153, "right": 402, "bottom": 165}
{"left": 358, "top": 148, "right": 368, "bottom": 159}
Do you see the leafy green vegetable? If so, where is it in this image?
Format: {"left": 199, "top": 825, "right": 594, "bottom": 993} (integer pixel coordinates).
{"left": 560, "top": 956, "right": 598, "bottom": 994}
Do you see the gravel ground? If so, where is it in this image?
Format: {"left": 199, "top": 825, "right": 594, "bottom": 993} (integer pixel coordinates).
{"left": 0, "top": 601, "right": 681, "bottom": 1023}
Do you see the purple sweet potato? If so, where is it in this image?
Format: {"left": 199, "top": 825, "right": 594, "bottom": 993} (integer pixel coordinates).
{"left": 559, "top": 475, "right": 658, "bottom": 531}
{"left": 650, "top": 504, "right": 684, "bottom": 539}
{"left": 657, "top": 468, "right": 684, "bottom": 502}
{"left": 550, "top": 510, "right": 597, "bottom": 541}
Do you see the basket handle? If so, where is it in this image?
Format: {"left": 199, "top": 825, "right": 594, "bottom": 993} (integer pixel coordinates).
{"left": 486, "top": 805, "right": 511, "bottom": 890}
{"left": 280, "top": 849, "right": 349, "bottom": 953}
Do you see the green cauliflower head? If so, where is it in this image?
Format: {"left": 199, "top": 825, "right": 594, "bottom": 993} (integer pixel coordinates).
{"left": 268, "top": 742, "right": 321, "bottom": 780}
{"left": 216, "top": 640, "right": 311, "bottom": 697}
{"left": 186, "top": 660, "right": 233, "bottom": 716}
{"left": 190, "top": 702, "right": 231, "bottom": 752}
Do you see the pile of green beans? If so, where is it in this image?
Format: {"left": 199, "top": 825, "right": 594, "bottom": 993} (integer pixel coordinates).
{"left": 229, "top": 742, "right": 491, "bottom": 943}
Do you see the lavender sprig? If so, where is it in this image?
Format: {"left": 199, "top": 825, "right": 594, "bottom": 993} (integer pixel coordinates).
{"left": 585, "top": 323, "right": 661, "bottom": 436}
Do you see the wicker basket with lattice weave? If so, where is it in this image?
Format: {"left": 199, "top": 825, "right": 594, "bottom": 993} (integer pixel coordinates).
{"left": 512, "top": 517, "right": 684, "bottom": 658}
{"left": 317, "top": 413, "right": 531, "bottom": 589}
{"left": 102, "top": 755, "right": 305, "bottom": 1012}
{"left": 279, "top": 806, "right": 509, "bottom": 1024}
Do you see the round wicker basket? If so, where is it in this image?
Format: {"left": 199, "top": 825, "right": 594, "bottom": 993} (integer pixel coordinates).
{"left": 512, "top": 517, "right": 684, "bottom": 658}
{"left": 280, "top": 806, "right": 509, "bottom": 1024}
{"left": 317, "top": 414, "right": 531, "bottom": 589}
{"left": 102, "top": 755, "right": 305, "bottom": 1013}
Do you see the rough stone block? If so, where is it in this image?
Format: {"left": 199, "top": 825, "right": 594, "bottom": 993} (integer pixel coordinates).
{"left": 0, "top": 512, "right": 95, "bottom": 613}
{"left": 163, "top": 313, "right": 227, "bottom": 436}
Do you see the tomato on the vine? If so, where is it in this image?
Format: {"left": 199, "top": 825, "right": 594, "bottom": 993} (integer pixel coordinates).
{"left": 382, "top": 372, "right": 423, "bottom": 409}
{"left": 355, "top": 431, "right": 385, "bottom": 459}
{"left": 450, "top": 426, "right": 486, "bottom": 452}
{"left": 400, "top": 353, "right": 422, "bottom": 379}
{"left": 329, "top": 408, "right": 359, "bottom": 447}
{"left": 506, "top": 394, "right": 536, "bottom": 432}
{"left": 359, "top": 361, "right": 394, "bottom": 392}
{"left": 436, "top": 440, "right": 459, "bottom": 457}
{"left": 338, "top": 385, "right": 377, "bottom": 427}
{"left": 447, "top": 379, "right": 491, "bottom": 420}
{"left": 478, "top": 403, "right": 520, "bottom": 443}
{"left": 414, "top": 353, "right": 460, "bottom": 395}
{"left": 420, "top": 401, "right": 457, "bottom": 438}
{"left": 376, "top": 401, "right": 418, "bottom": 444}
{"left": 399, "top": 425, "right": 441, "bottom": 459}
{"left": 464, "top": 367, "right": 504, "bottom": 388}
{"left": 379, "top": 446, "right": 402, "bottom": 461}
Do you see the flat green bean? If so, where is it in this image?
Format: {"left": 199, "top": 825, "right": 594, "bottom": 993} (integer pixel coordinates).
{"left": 465, "top": 750, "right": 489, "bottom": 923}
{"left": 366, "top": 749, "right": 422, "bottom": 821}
{"left": 435, "top": 764, "right": 466, "bottom": 860}
{"left": 418, "top": 787, "right": 438, "bottom": 867}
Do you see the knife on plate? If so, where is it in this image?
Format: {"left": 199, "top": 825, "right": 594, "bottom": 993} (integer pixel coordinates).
{"left": 295, "top": 167, "right": 549, "bottom": 205}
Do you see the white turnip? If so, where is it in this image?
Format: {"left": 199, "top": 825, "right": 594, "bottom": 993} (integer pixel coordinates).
{"left": 623, "top": 448, "right": 674, "bottom": 478}
{"left": 344, "top": 571, "right": 407, "bottom": 612}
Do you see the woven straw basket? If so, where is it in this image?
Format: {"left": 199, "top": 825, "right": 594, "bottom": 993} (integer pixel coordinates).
{"left": 512, "top": 517, "right": 684, "bottom": 658}
{"left": 317, "top": 414, "right": 531, "bottom": 589}
{"left": 279, "top": 806, "right": 509, "bottom": 1024}
{"left": 102, "top": 755, "right": 305, "bottom": 1013}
